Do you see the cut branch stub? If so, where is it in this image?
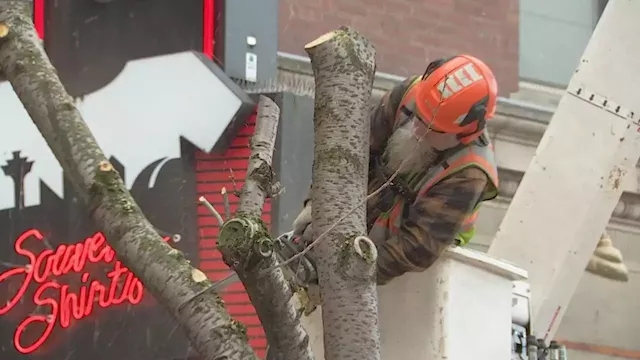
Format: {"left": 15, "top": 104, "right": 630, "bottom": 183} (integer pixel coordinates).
{"left": 337, "top": 235, "right": 378, "bottom": 282}
{"left": 305, "top": 26, "right": 376, "bottom": 88}
{"left": 0, "top": 23, "right": 9, "bottom": 38}
{"left": 219, "top": 217, "right": 273, "bottom": 270}
{"left": 89, "top": 160, "right": 136, "bottom": 215}
{"left": 353, "top": 235, "right": 378, "bottom": 264}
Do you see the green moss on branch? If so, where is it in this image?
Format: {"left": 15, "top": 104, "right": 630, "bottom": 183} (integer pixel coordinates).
{"left": 89, "top": 160, "right": 136, "bottom": 215}
{"left": 218, "top": 216, "right": 273, "bottom": 271}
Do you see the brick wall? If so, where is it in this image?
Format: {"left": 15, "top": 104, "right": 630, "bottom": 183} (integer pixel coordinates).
{"left": 195, "top": 112, "right": 269, "bottom": 358}
{"left": 279, "top": 0, "right": 519, "bottom": 95}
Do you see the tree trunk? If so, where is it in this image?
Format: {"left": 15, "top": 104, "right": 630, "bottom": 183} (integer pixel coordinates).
{"left": 0, "top": 2, "right": 257, "bottom": 359}
{"left": 305, "top": 27, "right": 380, "bottom": 360}
{"left": 217, "top": 96, "right": 314, "bottom": 360}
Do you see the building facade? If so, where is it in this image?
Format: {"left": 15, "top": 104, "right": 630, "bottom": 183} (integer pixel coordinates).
{"left": 0, "top": 0, "right": 634, "bottom": 359}
{"left": 275, "top": 0, "right": 638, "bottom": 359}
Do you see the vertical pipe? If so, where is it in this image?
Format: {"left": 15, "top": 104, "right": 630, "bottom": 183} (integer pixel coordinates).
{"left": 33, "top": 0, "right": 45, "bottom": 39}
{"left": 202, "top": 0, "right": 214, "bottom": 58}
{"left": 549, "top": 341, "right": 560, "bottom": 360}
{"left": 527, "top": 336, "right": 538, "bottom": 360}
{"left": 558, "top": 345, "right": 568, "bottom": 360}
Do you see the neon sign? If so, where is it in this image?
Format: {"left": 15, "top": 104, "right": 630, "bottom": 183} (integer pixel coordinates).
{"left": 0, "top": 228, "right": 171, "bottom": 354}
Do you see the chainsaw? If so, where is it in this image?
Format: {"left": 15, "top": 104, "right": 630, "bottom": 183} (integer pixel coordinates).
{"left": 208, "top": 231, "right": 318, "bottom": 292}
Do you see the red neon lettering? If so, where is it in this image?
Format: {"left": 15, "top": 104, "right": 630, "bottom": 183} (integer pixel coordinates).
{"left": 0, "top": 229, "right": 170, "bottom": 354}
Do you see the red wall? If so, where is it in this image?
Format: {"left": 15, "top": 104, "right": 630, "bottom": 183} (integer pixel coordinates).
{"left": 195, "top": 113, "right": 269, "bottom": 358}
{"left": 278, "top": 0, "right": 520, "bottom": 95}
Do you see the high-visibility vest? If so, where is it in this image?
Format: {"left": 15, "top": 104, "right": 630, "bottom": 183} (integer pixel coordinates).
{"left": 371, "top": 77, "right": 499, "bottom": 246}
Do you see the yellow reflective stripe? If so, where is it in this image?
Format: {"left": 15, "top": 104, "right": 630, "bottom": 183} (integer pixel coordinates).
{"left": 456, "top": 203, "right": 482, "bottom": 247}
{"left": 456, "top": 227, "right": 476, "bottom": 247}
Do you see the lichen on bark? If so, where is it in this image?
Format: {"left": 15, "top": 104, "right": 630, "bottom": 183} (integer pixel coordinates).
{"left": 305, "top": 26, "right": 380, "bottom": 360}
{"left": 0, "top": 2, "right": 258, "bottom": 359}
{"left": 218, "top": 215, "right": 272, "bottom": 270}
{"left": 90, "top": 160, "right": 136, "bottom": 214}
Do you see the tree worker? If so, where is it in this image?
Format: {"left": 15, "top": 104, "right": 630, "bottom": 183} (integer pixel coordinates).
{"left": 292, "top": 54, "right": 499, "bottom": 285}
{"left": 290, "top": 54, "right": 629, "bottom": 285}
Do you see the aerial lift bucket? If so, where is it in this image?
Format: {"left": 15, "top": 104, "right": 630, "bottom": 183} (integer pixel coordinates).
{"left": 300, "top": 247, "right": 528, "bottom": 360}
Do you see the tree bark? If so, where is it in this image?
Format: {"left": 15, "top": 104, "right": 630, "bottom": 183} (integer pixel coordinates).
{"left": 217, "top": 96, "right": 314, "bottom": 360}
{"left": 0, "top": 2, "right": 257, "bottom": 359}
{"left": 305, "top": 27, "right": 380, "bottom": 360}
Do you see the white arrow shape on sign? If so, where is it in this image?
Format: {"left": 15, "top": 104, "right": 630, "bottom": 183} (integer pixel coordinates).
{"left": 0, "top": 51, "right": 254, "bottom": 210}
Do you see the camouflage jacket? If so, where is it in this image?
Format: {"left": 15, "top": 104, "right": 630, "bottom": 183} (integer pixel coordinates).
{"left": 366, "top": 76, "right": 489, "bottom": 284}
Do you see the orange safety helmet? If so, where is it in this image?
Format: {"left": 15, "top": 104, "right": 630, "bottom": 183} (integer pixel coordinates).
{"left": 413, "top": 55, "right": 498, "bottom": 144}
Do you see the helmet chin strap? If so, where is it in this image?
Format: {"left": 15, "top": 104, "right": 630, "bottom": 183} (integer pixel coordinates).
{"left": 456, "top": 96, "right": 489, "bottom": 143}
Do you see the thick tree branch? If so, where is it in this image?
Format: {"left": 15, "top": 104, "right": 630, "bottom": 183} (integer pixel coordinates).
{"left": 305, "top": 26, "right": 380, "bottom": 360}
{"left": 218, "top": 96, "right": 314, "bottom": 360}
{"left": 0, "top": 2, "right": 257, "bottom": 359}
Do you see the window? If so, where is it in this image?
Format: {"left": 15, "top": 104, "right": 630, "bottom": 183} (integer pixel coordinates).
{"left": 519, "top": 0, "right": 606, "bottom": 87}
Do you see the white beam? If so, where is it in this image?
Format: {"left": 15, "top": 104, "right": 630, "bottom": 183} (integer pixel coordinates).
{"left": 488, "top": 0, "right": 640, "bottom": 341}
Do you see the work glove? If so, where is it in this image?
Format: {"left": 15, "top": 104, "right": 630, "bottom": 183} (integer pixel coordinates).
{"left": 291, "top": 199, "right": 316, "bottom": 259}
{"left": 292, "top": 199, "right": 312, "bottom": 239}
{"left": 586, "top": 232, "right": 629, "bottom": 282}
{"left": 289, "top": 200, "right": 322, "bottom": 314}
